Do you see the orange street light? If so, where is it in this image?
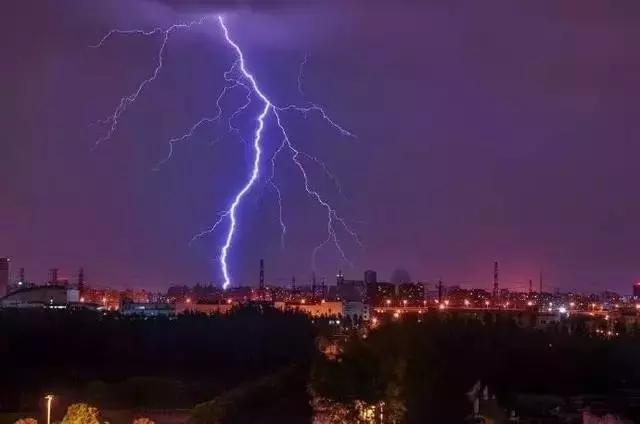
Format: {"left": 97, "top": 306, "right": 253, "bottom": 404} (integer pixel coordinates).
{"left": 45, "top": 394, "right": 54, "bottom": 424}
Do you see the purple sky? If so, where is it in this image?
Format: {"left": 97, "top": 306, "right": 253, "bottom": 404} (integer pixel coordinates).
{"left": 3, "top": 0, "right": 640, "bottom": 293}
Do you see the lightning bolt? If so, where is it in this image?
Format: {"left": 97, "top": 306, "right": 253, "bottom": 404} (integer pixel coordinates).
{"left": 297, "top": 52, "right": 309, "bottom": 97}
{"left": 92, "top": 14, "right": 359, "bottom": 290}
{"left": 91, "top": 17, "right": 208, "bottom": 149}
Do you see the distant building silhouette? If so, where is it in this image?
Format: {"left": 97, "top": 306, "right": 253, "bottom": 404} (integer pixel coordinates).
{"left": 0, "top": 258, "right": 9, "bottom": 297}
{"left": 364, "top": 270, "right": 377, "bottom": 285}
{"left": 259, "top": 259, "right": 265, "bottom": 290}
{"left": 78, "top": 268, "right": 85, "bottom": 292}
{"left": 49, "top": 268, "right": 59, "bottom": 285}
{"left": 492, "top": 261, "right": 499, "bottom": 299}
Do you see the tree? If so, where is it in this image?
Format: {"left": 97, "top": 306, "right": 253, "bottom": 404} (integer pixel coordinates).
{"left": 61, "top": 403, "right": 100, "bottom": 424}
{"left": 133, "top": 418, "right": 155, "bottom": 424}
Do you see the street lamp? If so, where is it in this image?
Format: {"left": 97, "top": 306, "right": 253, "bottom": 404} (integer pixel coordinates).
{"left": 44, "top": 394, "right": 54, "bottom": 424}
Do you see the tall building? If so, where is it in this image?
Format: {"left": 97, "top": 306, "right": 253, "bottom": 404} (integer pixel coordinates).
{"left": 366, "top": 281, "right": 395, "bottom": 306}
{"left": 78, "top": 268, "right": 85, "bottom": 292}
{"left": 49, "top": 268, "right": 59, "bottom": 284}
{"left": 364, "top": 270, "right": 377, "bottom": 285}
{"left": 633, "top": 282, "right": 640, "bottom": 300}
{"left": 332, "top": 272, "right": 365, "bottom": 302}
{"left": 492, "top": 261, "right": 499, "bottom": 299}
{"left": 398, "top": 282, "right": 425, "bottom": 304}
{"left": 0, "top": 258, "right": 9, "bottom": 297}
{"left": 259, "top": 259, "right": 265, "bottom": 290}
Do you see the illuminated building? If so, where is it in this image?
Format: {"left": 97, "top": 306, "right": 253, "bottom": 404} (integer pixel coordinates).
{"left": 120, "top": 299, "right": 174, "bottom": 317}
{"left": 633, "top": 282, "right": 640, "bottom": 300}
{"left": 175, "top": 301, "right": 234, "bottom": 315}
{"left": 398, "top": 282, "right": 424, "bottom": 304}
{"left": 275, "top": 300, "right": 343, "bottom": 317}
{"left": 332, "top": 273, "right": 366, "bottom": 302}
{"left": 0, "top": 285, "right": 80, "bottom": 308}
{"left": 366, "top": 282, "right": 395, "bottom": 306}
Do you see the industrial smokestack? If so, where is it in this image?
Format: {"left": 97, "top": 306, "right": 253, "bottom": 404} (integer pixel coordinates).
{"left": 492, "top": 262, "right": 499, "bottom": 299}
{"left": 49, "top": 268, "right": 59, "bottom": 285}
{"left": 259, "top": 259, "right": 264, "bottom": 290}
{"left": 78, "top": 268, "right": 85, "bottom": 292}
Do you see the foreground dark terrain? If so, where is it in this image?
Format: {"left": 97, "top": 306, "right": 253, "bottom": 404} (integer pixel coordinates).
{"left": 2, "top": 307, "right": 640, "bottom": 423}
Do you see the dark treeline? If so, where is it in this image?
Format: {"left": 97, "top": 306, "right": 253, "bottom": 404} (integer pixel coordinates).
{"left": 0, "top": 305, "right": 316, "bottom": 412}
{"left": 311, "top": 313, "right": 640, "bottom": 423}
{"left": 6, "top": 307, "right": 640, "bottom": 422}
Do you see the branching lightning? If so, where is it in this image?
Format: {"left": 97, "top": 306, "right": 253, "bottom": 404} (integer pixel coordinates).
{"left": 297, "top": 52, "right": 309, "bottom": 97}
{"left": 92, "top": 17, "right": 208, "bottom": 149}
{"left": 92, "top": 14, "right": 359, "bottom": 289}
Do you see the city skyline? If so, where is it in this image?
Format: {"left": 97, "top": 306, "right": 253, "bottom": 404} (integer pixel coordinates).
{"left": 4, "top": 1, "right": 640, "bottom": 292}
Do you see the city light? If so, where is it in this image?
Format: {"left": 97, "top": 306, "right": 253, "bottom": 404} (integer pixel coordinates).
{"left": 464, "top": 299, "right": 470, "bottom": 307}
{"left": 45, "top": 394, "right": 54, "bottom": 424}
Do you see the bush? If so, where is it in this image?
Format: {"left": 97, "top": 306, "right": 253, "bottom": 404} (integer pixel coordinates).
{"left": 61, "top": 403, "right": 100, "bottom": 424}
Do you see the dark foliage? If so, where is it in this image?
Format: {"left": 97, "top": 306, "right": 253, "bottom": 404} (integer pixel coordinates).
{"left": 0, "top": 305, "right": 316, "bottom": 412}
{"left": 189, "top": 366, "right": 310, "bottom": 424}
{"left": 311, "top": 313, "right": 640, "bottom": 423}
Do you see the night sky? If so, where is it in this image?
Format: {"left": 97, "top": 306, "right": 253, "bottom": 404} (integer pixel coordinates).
{"left": 3, "top": 0, "right": 640, "bottom": 293}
